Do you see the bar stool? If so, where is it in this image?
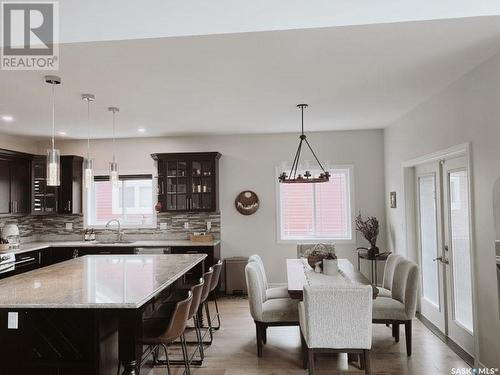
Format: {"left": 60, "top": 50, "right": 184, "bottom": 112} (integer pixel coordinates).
{"left": 198, "top": 267, "right": 214, "bottom": 345}
{"left": 153, "top": 278, "right": 206, "bottom": 367}
{"left": 208, "top": 260, "right": 223, "bottom": 330}
{"left": 140, "top": 291, "right": 193, "bottom": 375}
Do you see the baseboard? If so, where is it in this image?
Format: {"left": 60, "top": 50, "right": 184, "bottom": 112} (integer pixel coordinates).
{"left": 416, "top": 313, "right": 474, "bottom": 366}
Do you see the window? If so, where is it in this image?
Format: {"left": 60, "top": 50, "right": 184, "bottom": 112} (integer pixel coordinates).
{"left": 277, "top": 167, "right": 353, "bottom": 242}
{"left": 86, "top": 175, "right": 155, "bottom": 228}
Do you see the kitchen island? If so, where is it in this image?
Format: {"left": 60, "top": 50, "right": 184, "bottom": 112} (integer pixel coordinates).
{"left": 0, "top": 253, "right": 206, "bottom": 374}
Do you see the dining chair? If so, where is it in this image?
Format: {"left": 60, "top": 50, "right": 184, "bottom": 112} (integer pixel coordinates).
{"left": 378, "top": 254, "right": 403, "bottom": 298}
{"left": 199, "top": 267, "right": 215, "bottom": 345}
{"left": 372, "top": 258, "right": 419, "bottom": 356}
{"left": 208, "top": 260, "right": 223, "bottom": 330}
{"left": 248, "top": 255, "right": 289, "bottom": 299}
{"left": 245, "top": 261, "right": 299, "bottom": 357}
{"left": 140, "top": 291, "right": 193, "bottom": 375}
{"left": 299, "top": 284, "right": 373, "bottom": 375}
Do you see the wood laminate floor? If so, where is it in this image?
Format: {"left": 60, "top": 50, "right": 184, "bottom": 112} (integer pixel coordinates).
{"left": 148, "top": 297, "right": 469, "bottom": 375}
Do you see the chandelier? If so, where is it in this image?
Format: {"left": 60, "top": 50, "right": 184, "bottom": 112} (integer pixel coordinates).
{"left": 278, "top": 104, "right": 330, "bottom": 183}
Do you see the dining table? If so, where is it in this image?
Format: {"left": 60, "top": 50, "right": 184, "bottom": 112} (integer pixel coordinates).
{"left": 286, "top": 258, "right": 379, "bottom": 299}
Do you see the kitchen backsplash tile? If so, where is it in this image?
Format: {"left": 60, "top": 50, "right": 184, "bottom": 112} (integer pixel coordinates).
{"left": 0, "top": 212, "right": 220, "bottom": 242}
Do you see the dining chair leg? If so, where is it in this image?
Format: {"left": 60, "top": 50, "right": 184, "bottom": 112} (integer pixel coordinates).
{"left": 255, "top": 322, "right": 263, "bottom": 357}
{"left": 193, "top": 315, "right": 205, "bottom": 360}
{"left": 180, "top": 334, "right": 191, "bottom": 375}
{"left": 393, "top": 323, "right": 400, "bottom": 342}
{"left": 161, "top": 343, "right": 171, "bottom": 375}
{"left": 363, "top": 349, "right": 371, "bottom": 375}
{"left": 262, "top": 325, "right": 267, "bottom": 345}
{"left": 405, "top": 320, "right": 412, "bottom": 356}
{"left": 300, "top": 332, "right": 308, "bottom": 369}
{"left": 308, "top": 348, "right": 315, "bottom": 375}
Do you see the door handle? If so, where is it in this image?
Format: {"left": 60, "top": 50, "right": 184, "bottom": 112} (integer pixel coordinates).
{"left": 433, "top": 256, "right": 449, "bottom": 264}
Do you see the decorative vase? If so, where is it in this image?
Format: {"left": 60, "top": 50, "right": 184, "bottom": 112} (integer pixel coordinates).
{"left": 323, "top": 259, "right": 339, "bottom": 275}
{"left": 307, "top": 255, "right": 324, "bottom": 269}
{"left": 368, "top": 245, "right": 379, "bottom": 258}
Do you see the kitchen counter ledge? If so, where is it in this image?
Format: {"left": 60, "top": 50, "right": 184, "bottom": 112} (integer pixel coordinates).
{"left": 5, "top": 239, "right": 221, "bottom": 256}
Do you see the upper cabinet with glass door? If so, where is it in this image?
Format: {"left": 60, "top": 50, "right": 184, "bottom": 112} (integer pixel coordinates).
{"left": 151, "top": 152, "right": 221, "bottom": 212}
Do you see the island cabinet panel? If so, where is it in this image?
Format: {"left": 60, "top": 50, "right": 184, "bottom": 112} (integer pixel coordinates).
{"left": 45, "top": 247, "right": 135, "bottom": 266}
{"left": 151, "top": 152, "right": 221, "bottom": 213}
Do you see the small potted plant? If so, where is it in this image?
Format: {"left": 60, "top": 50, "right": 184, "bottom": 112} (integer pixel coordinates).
{"left": 303, "top": 244, "right": 336, "bottom": 271}
{"left": 355, "top": 212, "right": 380, "bottom": 258}
{"left": 0, "top": 237, "right": 9, "bottom": 252}
{"left": 322, "top": 251, "right": 339, "bottom": 275}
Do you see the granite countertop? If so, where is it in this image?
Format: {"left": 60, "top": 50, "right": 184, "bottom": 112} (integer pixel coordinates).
{"left": 6, "top": 239, "right": 221, "bottom": 256}
{"left": 0, "top": 254, "right": 206, "bottom": 309}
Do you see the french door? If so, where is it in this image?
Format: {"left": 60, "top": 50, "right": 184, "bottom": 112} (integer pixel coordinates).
{"left": 415, "top": 156, "right": 474, "bottom": 355}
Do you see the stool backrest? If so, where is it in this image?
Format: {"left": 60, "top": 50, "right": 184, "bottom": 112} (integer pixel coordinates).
{"left": 160, "top": 291, "right": 193, "bottom": 342}
{"left": 200, "top": 267, "right": 214, "bottom": 302}
{"left": 209, "top": 260, "right": 223, "bottom": 292}
{"left": 188, "top": 278, "right": 205, "bottom": 319}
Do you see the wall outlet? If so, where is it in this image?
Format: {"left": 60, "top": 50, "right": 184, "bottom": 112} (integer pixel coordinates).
{"left": 65, "top": 222, "right": 73, "bottom": 231}
{"left": 8, "top": 312, "right": 18, "bottom": 329}
{"left": 160, "top": 222, "right": 167, "bottom": 230}
{"left": 184, "top": 222, "right": 189, "bottom": 230}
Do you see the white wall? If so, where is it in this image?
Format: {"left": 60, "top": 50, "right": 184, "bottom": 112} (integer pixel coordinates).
{"left": 384, "top": 52, "right": 500, "bottom": 367}
{"left": 0, "top": 133, "right": 39, "bottom": 154}
{"left": 59, "top": 130, "right": 385, "bottom": 283}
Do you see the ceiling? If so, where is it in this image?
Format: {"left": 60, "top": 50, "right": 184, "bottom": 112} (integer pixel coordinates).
{"left": 33, "top": 0, "right": 500, "bottom": 44}
{"left": 1, "top": 16, "right": 500, "bottom": 139}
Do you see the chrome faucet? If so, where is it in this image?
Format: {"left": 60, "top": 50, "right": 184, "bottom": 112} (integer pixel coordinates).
{"left": 105, "top": 219, "right": 123, "bottom": 242}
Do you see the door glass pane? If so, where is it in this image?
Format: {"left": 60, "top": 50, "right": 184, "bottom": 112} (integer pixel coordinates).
{"left": 449, "top": 170, "right": 473, "bottom": 332}
{"left": 418, "top": 175, "right": 440, "bottom": 306}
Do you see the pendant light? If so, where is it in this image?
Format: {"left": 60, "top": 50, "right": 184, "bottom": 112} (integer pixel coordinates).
{"left": 45, "top": 75, "right": 61, "bottom": 186}
{"left": 108, "top": 106, "right": 119, "bottom": 187}
{"left": 82, "top": 94, "right": 95, "bottom": 190}
{"left": 278, "top": 104, "right": 330, "bottom": 183}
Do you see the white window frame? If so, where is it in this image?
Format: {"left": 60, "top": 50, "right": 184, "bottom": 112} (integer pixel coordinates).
{"left": 85, "top": 173, "right": 157, "bottom": 229}
{"left": 275, "top": 164, "right": 355, "bottom": 244}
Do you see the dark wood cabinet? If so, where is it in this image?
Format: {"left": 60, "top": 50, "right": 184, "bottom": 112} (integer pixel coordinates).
{"left": 59, "top": 155, "right": 83, "bottom": 214}
{"left": 171, "top": 244, "right": 220, "bottom": 282}
{"left": 32, "top": 155, "right": 83, "bottom": 215}
{"left": 32, "top": 155, "right": 58, "bottom": 214}
{"left": 152, "top": 152, "right": 221, "bottom": 212}
{"left": 0, "top": 149, "right": 33, "bottom": 214}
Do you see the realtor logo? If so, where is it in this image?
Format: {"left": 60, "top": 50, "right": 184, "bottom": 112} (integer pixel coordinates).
{"left": 1, "top": 1, "right": 59, "bottom": 70}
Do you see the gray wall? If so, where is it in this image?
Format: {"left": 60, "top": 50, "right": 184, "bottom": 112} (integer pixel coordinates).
{"left": 57, "top": 129, "right": 386, "bottom": 283}
{"left": 384, "top": 52, "right": 500, "bottom": 367}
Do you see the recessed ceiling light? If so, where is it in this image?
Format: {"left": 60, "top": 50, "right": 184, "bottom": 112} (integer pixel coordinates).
{"left": 58, "top": 131, "right": 67, "bottom": 136}
{"left": 1, "top": 115, "right": 14, "bottom": 122}
{"left": 138, "top": 128, "right": 146, "bottom": 133}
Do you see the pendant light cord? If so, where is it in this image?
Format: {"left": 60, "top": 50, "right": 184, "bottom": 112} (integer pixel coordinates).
{"left": 87, "top": 99, "right": 91, "bottom": 159}
{"left": 112, "top": 110, "right": 116, "bottom": 163}
{"left": 51, "top": 82, "right": 55, "bottom": 150}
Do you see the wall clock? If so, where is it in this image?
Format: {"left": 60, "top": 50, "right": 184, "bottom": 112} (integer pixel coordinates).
{"left": 235, "top": 190, "right": 260, "bottom": 215}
